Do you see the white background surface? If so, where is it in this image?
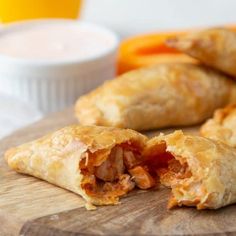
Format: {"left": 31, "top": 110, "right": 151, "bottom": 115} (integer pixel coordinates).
{"left": 82, "top": 0, "right": 236, "bottom": 37}
{"left": 2, "top": 0, "right": 236, "bottom": 138}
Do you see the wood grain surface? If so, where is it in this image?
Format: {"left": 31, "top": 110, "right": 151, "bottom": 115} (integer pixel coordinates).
{"left": 1, "top": 108, "right": 233, "bottom": 236}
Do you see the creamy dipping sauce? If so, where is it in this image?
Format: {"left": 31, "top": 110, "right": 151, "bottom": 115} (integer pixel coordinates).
{"left": 0, "top": 21, "right": 117, "bottom": 61}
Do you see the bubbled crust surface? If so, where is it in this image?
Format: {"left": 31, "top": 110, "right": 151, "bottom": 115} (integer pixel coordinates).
{"left": 75, "top": 63, "right": 236, "bottom": 131}
{"left": 201, "top": 104, "right": 236, "bottom": 147}
{"left": 145, "top": 131, "right": 236, "bottom": 209}
{"left": 5, "top": 125, "right": 147, "bottom": 205}
{"left": 166, "top": 28, "right": 236, "bottom": 77}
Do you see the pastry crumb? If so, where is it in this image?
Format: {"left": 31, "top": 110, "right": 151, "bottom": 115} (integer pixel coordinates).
{"left": 85, "top": 202, "right": 97, "bottom": 210}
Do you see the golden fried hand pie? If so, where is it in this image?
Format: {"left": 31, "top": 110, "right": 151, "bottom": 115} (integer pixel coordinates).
{"left": 201, "top": 104, "right": 236, "bottom": 147}
{"left": 166, "top": 28, "right": 236, "bottom": 77}
{"left": 75, "top": 63, "right": 236, "bottom": 131}
{"left": 5, "top": 125, "right": 156, "bottom": 209}
{"left": 144, "top": 130, "right": 236, "bottom": 210}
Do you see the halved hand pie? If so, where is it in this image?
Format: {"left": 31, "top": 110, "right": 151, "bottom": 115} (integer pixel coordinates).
{"left": 5, "top": 125, "right": 155, "bottom": 209}
{"left": 144, "top": 130, "right": 236, "bottom": 209}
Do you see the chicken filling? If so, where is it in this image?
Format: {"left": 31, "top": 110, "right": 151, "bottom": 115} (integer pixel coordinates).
{"left": 147, "top": 142, "right": 207, "bottom": 209}
{"left": 144, "top": 142, "right": 206, "bottom": 208}
{"left": 80, "top": 143, "right": 156, "bottom": 202}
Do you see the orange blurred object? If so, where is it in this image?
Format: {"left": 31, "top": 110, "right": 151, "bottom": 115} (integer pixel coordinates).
{"left": 117, "top": 32, "right": 196, "bottom": 75}
{"left": 0, "top": 0, "right": 82, "bottom": 23}
{"left": 117, "top": 26, "right": 236, "bottom": 75}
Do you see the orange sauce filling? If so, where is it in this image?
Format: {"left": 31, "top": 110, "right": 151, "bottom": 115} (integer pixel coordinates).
{"left": 80, "top": 143, "right": 156, "bottom": 201}
{"left": 80, "top": 141, "right": 194, "bottom": 206}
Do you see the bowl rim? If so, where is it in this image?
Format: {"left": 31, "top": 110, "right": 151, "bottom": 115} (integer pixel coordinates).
{"left": 0, "top": 19, "right": 119, "bottom": 67}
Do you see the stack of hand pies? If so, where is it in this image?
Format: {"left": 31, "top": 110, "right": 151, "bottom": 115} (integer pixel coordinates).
{"left": 5, "top": 28, "right": 236, "bottom": 211}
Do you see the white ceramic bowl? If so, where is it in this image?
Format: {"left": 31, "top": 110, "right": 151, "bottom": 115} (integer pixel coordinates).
{"left": 0, "top": 20, "right": 119, "bottom": 113}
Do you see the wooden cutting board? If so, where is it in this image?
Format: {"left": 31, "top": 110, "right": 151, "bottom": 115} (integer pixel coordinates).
{"left": 1, "top": 108, "right": 236, "bottom": 236}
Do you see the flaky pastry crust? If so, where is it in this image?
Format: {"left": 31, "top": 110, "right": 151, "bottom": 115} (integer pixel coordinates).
{"left": 5, "top": 125, "right": 147, "bottom": 207}
{"left": 200, "top": 104, "right": 236, "bottom": 147}
{"left": 144, "top": 130, "right": 236, "bottom": 209}
{"left": 166, "top": 28, "right": 236, "bottom": 77}
{"left": 75, "top": 63, "right": 236, "bottom": 131}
